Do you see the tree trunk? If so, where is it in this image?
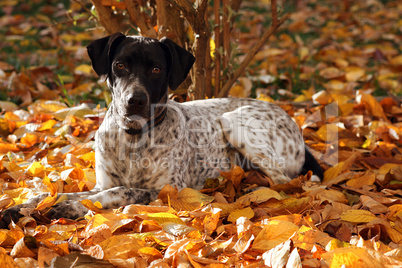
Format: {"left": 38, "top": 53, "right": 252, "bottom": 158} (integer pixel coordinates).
{"left": 156, "top": 0, "right": 186, "bottom": 46}
{"left": 91, "top": 0, "right": 121, "bottom": 34}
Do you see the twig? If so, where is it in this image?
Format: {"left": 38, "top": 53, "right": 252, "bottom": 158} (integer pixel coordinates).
{"left": 222, "top": 0, "right": 230, "bottom": 86}
{"left": 217, "top": 12, "right": 290, "bottom": 98}
{"left": 73, "top": 0, "right": 99, "bottom": 24}
{"left": 271, "top": 0, "right": 278, "bottom": 26}
{"left": 214, "top": 0, "right": 221, "bottom": 97}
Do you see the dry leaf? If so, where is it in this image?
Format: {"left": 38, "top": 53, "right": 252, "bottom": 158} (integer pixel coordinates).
{"left": 252, "top": 220, "right": 298, "bottom": 251}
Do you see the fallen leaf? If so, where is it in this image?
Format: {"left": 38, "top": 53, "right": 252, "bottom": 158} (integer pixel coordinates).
{"left": 252, "top": 220, "right": 298, "bottom": 251}
{"left": 340, "top": 210, "right": 378, "bottom": 223}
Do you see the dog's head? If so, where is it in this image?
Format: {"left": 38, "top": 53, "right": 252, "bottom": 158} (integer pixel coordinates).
{"left": 87, "top": 33, "right": 195, "bottom": 131}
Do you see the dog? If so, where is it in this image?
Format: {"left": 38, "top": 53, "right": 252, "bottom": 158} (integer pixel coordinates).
{"left": 0, "top": 33, "right": 322, "bottom": 227}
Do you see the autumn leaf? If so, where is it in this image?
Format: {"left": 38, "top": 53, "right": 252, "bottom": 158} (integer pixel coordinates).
{"left": 340, "top": 210, "right": 378, "bottom": 223}
{"left": 252, "top": 220, "right": 298, "bottom": 251}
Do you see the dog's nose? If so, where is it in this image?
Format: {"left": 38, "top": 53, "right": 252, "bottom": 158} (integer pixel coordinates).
{"left": 125, "top": 93, "right": 148, "bottom": 116}
{"left": 128, "top": 93, "right": 147, "bottom": 108}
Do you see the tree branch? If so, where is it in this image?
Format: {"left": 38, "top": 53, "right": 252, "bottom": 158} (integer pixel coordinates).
{"left": 217, "top": 13, "right": 290, "bottom": 98}
{"left": 124, "top": 0, "right": 157, "bottom": 38}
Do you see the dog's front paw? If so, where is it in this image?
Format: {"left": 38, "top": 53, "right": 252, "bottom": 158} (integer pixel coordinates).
{"left": 0, "top": 205, "right": 25, "bottom": 229}
{"left": 46, "top": 201, "right": 89, "bottom": 220}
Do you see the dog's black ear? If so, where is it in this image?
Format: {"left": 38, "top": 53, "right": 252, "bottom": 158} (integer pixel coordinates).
{"left": 160, "top": 37, "right": 195, "bottom": 91}
{"left": 87, "top": 32, "right": 126, "bottom": 81}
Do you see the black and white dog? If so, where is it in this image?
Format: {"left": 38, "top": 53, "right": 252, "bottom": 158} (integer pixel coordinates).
{"left": 0, "top": 33, "right": 322, "bottom": 226}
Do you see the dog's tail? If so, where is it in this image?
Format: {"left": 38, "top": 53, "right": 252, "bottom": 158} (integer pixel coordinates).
{"left": 300, "top": 146, "right": 324, "bottom": 181}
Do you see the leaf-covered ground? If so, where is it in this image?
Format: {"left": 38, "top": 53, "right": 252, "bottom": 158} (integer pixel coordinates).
{"left": 0, "top": 0, "right": 402, "bottom": 267}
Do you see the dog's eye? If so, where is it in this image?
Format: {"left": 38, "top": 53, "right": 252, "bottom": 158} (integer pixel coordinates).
{"left": 152, "top": 67, "right": 161, "bottom": 74}
{"left": 116, "top": 62, "right": 125, "bottom": 70}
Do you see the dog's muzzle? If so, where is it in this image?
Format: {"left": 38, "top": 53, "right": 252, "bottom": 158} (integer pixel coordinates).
{"left": 124, "top": 93, "right": 168, "bottom": 135}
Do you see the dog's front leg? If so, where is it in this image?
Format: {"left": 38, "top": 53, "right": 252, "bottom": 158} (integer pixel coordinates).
{"left": 46, "top": 187, "right": 159, "bottom": 220}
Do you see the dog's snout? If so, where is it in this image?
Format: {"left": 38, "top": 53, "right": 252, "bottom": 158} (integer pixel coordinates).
{"left": 128, "top": 94, "right": 147, "bottom": 108}
{"left": 124, "top": 93, "right": 148, "bottom": 116}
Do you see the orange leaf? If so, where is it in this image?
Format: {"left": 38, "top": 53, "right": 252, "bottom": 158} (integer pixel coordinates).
{"left": 138, "top": 247, "right": 163, "bottom": 263}
{"left": 0, "top": 252, "right": 18, "bottom": 268}
{"left": 20, "top": 133, "right": 38, "bottom": 148}
{"left": 357, "top": 92, "right": 388, "bottom": 121}
{"left": 220, "top": 165, "right": 244, "bottom": 192}
{"left": 252, "top": 220, "right": 298, "bottom": 251}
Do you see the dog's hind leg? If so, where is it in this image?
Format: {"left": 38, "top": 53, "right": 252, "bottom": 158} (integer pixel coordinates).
{"left": 219, "top": 105, "right": 305, "bottom": 184}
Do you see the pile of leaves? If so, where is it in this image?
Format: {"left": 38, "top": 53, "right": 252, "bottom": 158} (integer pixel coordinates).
{"left": 0, "top": 93, "right": 402, "bottom": 267}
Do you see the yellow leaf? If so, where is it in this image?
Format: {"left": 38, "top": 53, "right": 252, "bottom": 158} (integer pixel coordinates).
{"left": 340, "top": 210, "right": 377, "bottom": 223}
{"left": 85, "top": 213, "right": 135, "bottom": 233}
{"left": 299, "top": 46, "right": 309, "bottom": 61}
{"left": 162, "top": 222, "right": 197, "bottom": 236}
{"left": 42, "top": 176, "right": 59, "bottom": 196}
{"left": 319, "top": 67, "right": 344, "bottom": 80}
{"left": 252, "top": 220, "right": 298, "bottom": 251}
{"left": 346, "top": 171, "right": 376, "bottom": 188}
{"left": 99, "top": 234, "right": 145, "bottom": 260}
{"left": 325, "top": 80, "right": 345, "bottom": 92}
{"left": 4, "top": 188, "right": 33, "bottom": 206}
{"left": 178, "top": 188, "right": 214, "bottom": 203}
{"left": 316, "top": 123, "right": 341, "bottom": 142}
{"left": 323, "top": 152, "right": 359, "bottom": 183}
{"left": 390, "top": 55, "right": 402, "bottom": 67}
{"left": 345, "top": 66, "right": 365, "bottom": 82}
{"left": 147, "top": 212, "right": 184, "bottom": 225}
{"left": 257, "top": 93, "right": 274, "bottom": 103}
{"left": 388, "top": 204, "right": 402, "bottom": 221}
{"left": 228, "top": 207, "right": 254, "bottom": 223}
{"left": 263, "top": 197, "right": 312, "bottom": 214}
{"left": 31, "top": 100, "right": 67, "bottom": 114}
{"left": 35, "top": 194, "right": 57, "bottom": 211}
{"left": 171, "top": 188, "right": 214, "bottom": 211}
{"left": 377, "top": 163, "right": 402, "bottom": 183}
{"left": 333, "top": 58, "right": 349, "bottom": 68}
{"left": 294, "top": 228, "right": 333, "bottom": 251}
{"left": 26, "top": 161, "right": 45, "bottom": 177}
{"left": 236, "top": 188, "right": 282, "bottom": 206}
{"left": 210, "top": 38, "right": 216, "bottom": 60}
{"left": 80, "top": 199, "right": 103, "bottom": 213}
{"left": 384, "top": 225, "right": 402, "bottom": 244}
{"left": 38, "top": 119, "right": 57, "bottom": 131}
{"left": 325, "top": 239, "right": 351, "bottom": 251}
{"left": 322, "top": 247, "right": 385, "bottom": 268}
{"left": 211, "top": 203, "right": 240, "bottom": 217}
{"left": 74, "top": 64, "right": 93, "bottom": 75}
